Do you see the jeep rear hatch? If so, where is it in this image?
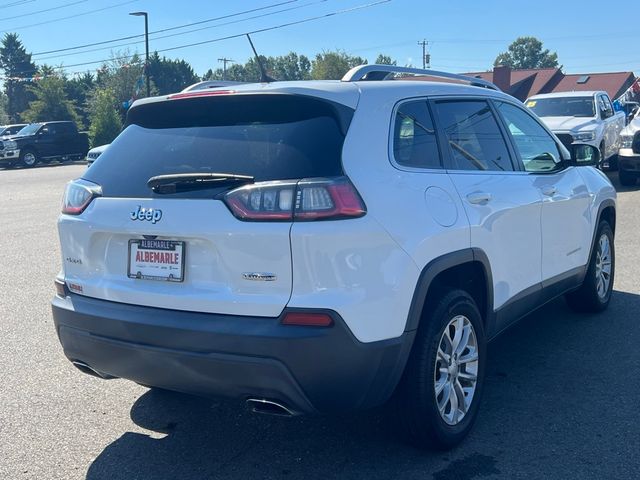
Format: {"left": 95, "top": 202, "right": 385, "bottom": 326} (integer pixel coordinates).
{"left": 59, "top": 93, "right": 354, "bottom": 316}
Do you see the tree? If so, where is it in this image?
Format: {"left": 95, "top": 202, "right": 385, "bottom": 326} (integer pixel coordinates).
{"left": 0, "top": 92, "right": 9, "bottom": 124}
{"left": 88, "top": 88, "right": 121, "bottom": 147}
{"left": 375, "top": 54, "right": 396, "bottom": 65}
{"left": 95, "top": 51, "right": 147, "bottom": 122}
{"left": 21, "top": 75, "right": 80, "bottom": 125}
{"left": 0, "top": 33, "right": 36, "bottom": 122}
{"left": 311, "top": 51, "right": 367, "bottom": 80}
{"left": 494, "top": 37, "right": 559, "bottom": 69}
{"left": 203, "top": 52, "right": 311, "bottom": 82}
{"left": 147, "top": 52, "right": 199, "bottom": 95}
{"left": 65, "top": 72, "right": 95, "bottom": 129}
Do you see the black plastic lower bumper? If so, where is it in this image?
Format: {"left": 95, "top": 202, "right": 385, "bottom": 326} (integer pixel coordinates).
{"left": 51, "top": 293, "right": 414, "bottom": 414}
{"left": 619, "top": 153, "right": 640, "bottom": 173}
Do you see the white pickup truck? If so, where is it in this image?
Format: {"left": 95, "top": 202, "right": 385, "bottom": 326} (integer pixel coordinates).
{"left": 526, "top": 91, "right": 625, "bottom": 169}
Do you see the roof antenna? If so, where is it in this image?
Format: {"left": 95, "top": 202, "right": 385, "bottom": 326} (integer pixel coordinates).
{"left": 246, "top": 34, "right": 276, "bottom": 83}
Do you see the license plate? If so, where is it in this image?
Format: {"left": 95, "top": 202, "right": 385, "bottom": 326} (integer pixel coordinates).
{"left": 128, "top": 239, "right": 185, "bottom": 282}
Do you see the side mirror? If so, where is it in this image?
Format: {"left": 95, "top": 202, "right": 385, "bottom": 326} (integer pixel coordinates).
{"left": 568, "top": 143, "right": 601, "bottom": 167}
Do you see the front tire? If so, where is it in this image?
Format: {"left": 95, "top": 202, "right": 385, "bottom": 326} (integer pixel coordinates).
{"left": 19, "top": 149, "right": 38, "bottom": 168}
{"left": 566, "top": 221, "right": 614, "bottom": 312}
{"left": 396, "top": 289, "right": 486, "bottom": 450}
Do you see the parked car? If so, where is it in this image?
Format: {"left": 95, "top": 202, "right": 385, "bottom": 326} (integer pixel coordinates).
{"left": 0, "top": 123, "right": 27, "bottom": 137}
{"left": 525, "top": 91, "right": 625, "bottom": 170}
{"left": 0, "top": 121, "right": 89, "bottom": 168}
{"left": 86, "top": 144, "right": 109, "bottom": 168}
{"left": 52, "top": 66, "right": 616, "bottom": 450}
{"left": 618, "top": 108, "right": 640, "bottom": 186}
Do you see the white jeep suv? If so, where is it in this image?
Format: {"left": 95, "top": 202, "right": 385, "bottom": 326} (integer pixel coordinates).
{"left": 52, "top": 65, "right": 616, "bottom": 450}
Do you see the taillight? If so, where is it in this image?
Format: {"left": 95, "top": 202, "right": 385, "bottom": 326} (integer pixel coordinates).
{"left": 222, "top": 177, "right": 366, "bottom": 222}
{"left": 62, "top": 179, "right": 102, "bottom": 215}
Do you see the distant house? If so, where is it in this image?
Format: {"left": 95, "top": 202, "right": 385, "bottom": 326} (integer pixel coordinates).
{"left": 463, "top": 66, "right": 638, "bottom": 102}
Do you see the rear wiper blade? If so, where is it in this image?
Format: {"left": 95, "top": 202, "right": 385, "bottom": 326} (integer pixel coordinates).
{"left": 148, "top": 173, "right": 254, "bottom": 194}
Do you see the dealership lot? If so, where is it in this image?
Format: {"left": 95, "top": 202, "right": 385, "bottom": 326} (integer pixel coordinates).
{"left": 1, "top": 163, "right": 639, "bottom": 479}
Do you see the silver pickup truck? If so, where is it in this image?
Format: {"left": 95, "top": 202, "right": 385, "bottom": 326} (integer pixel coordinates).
{"left": 618, "top": 108, "right": 640, "bottom": 186}
{"left": 526, "top": 91, "right": 625, "bottom": 169}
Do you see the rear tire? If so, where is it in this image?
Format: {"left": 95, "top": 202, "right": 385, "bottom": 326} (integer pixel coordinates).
{"left": 619, "top": 169, "right": 637, "bottom": 187}
{"left": 395, "top": 289, "right": 486, "bottom": 450}
{"left": 19, "top": 149, "right": 38, "bottom": 168}
{"left": 607, "top": 154, "right": 618, "bottom": 171}
{"left": 566, "top": 221, "right": 614, "bottom": 312}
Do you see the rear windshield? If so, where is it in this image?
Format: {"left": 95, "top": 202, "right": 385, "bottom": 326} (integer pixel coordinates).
{"left": 84, "top": 94, "right": 353, "bottom": 198}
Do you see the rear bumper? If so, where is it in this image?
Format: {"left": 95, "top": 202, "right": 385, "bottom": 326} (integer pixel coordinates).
{"left": 619, "top": 149, "right": 640, "bottom": 172}
{"left": 51, "top": 293, "right": 414, "bottom": 414}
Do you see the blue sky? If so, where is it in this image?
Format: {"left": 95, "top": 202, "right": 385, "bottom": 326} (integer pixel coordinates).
{"left": 3, "top": 0, "right": 639, "bottom": 78}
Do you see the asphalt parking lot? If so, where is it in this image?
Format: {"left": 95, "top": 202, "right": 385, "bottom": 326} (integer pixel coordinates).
{"left": 1, "top": 162, "right": 639, "bottom": 480}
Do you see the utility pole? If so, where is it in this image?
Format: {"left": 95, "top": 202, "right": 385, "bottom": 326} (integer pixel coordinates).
{"left": 218, "top": 58, "right": 235, "bottom": 81}
{"left": 130, "top": 11, "right": 150, "bottom": 97}
{"left": 418, "top": 39, "right": 430, "bottom": 69}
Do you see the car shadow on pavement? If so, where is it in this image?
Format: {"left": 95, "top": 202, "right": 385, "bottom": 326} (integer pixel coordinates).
{"left": 85, "top": 290, "right": 640, "bottom": 480}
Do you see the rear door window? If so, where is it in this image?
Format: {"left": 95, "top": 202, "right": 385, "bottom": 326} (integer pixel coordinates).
{"left": 433, "top": 100, "right": 515, "bottom": 172}
{"left": 84, "top": 94, "right": 353, "bottom": 198}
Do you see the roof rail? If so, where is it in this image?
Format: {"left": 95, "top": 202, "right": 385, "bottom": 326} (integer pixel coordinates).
{"left": 341, "top": 65, "right": 500, "bottom": 91}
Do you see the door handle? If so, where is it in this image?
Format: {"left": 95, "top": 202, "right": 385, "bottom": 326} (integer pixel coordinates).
{"left": 541, "top": 185, "right": 557, "bottom": 197}
{"left": 466, "top": 192, "right": 492, "bottom": 205}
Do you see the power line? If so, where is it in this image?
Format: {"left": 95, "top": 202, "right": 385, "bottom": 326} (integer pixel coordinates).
{"left": 32, "top": 0, "right": 300, "bottom": 56}
{"left": 0, "top": 0, "right": 35, "bottom": 8}
{"left": 57, "top": 0, "right": 391, "bottom": 70}
{"left": 0, "top": 0, "right": 140, "bottom": 33}
{"left": 0, "top": 0, "right": 88, "bottom": 22}
{"left": 34, "top": 0, "right": 330, "bottom": 62}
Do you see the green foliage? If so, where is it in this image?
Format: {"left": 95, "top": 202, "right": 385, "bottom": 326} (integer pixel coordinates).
{"left": 311, "top": 51, "right": 367, "bottom": 80}
{"left": 88, "top": 88, "right": 121, "bottom": 148}
{"left": 148, "top": 52, "right": 200, "bottom": 95}
{"left": 65, "top": 72, "right": 95, "bottom": 129}
{"left": 21, "top": 76, "right": 80, "bottom": 125}
{"left": 494, "top": 37, "right": 559, "bottom": 69}
{"left": 203, "top": 52, "right": 311, "bottom": 82}
{"left": 95, "top": 51, "right": 146, "bottom": 122}
{"left": 0, "top": 92, "right": 9, "bottom": 124}
{"left": 0, "top": 33, "right": 36, "bottom": 122}
{"left": 375, "top": 54, "right": 396, "bottom": 65}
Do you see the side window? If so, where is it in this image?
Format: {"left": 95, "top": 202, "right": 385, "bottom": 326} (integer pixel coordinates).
{"left": 599, "top": 95, "right": 613, "bottom": 119}
{"left": 433, "top": 100, "right": 514, "bottom": 172}
{"left": 496, "top": 102, "right": 563, "bottom": 173}
{"left": 392, "top": 100, "right": 442, "bottom": 169}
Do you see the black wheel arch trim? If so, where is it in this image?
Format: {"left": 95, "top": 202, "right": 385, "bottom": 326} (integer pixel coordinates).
{"left": 404, "top": 248, "right": 494, "bottom": 334}
{"left": 589, "top": 199, "right": 616, "bottom": 265}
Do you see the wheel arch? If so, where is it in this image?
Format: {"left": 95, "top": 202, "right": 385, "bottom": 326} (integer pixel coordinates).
{"left": 404, "top": 249, "right": 494, "bottom": 335}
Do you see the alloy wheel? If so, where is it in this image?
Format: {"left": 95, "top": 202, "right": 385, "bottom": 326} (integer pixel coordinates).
{"left": 595, "top": 233, "right": 612, "bottom": 299}
{"left": 434, "top": 315, "right": 479, "bottom": 426}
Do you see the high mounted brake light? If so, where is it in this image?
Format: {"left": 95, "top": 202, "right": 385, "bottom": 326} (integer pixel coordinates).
{"left": 222, "top": 177, "right": 366, "bottom": 222}
{"left": 167, "top": 90, "right": 235, "bottom": 100}
{"left": 62, "top": 179, "right": 102, "bottom": 215}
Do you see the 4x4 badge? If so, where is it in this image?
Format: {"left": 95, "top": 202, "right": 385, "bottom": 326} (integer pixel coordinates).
{"left": 130, "top": 206, "right": 163, "bottom": 224}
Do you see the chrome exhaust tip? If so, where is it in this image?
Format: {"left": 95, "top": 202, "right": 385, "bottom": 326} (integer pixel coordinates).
{"left": 246, "top": 398, "right": 297, "bottom": 417}
{"left": 71, "top": 360, "right": 114, "bottom": 379}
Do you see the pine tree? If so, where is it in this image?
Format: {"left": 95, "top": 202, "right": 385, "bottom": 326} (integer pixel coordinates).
{"left": 0, "top": 33, "right": 36, "bottom": 122}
